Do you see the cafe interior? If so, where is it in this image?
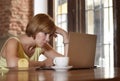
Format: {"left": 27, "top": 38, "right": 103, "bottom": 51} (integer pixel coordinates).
{"left": 0, "top": 0, "right": 120, "bottom": 81}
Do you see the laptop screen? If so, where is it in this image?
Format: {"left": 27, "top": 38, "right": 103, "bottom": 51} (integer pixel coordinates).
{"left": 68, "top": 32, "right": 97, "bottom": 68}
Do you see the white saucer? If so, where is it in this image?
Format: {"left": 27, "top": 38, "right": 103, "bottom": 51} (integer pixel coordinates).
{"left": 51, "top": 66, "right": 72, "bottom": 71}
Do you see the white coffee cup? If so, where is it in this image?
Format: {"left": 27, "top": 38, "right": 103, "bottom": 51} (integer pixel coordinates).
{"left": 53, "top": 57, "right": 69, "bottom": 67}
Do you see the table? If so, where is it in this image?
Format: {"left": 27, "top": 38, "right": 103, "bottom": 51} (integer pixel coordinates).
{"left": 0, "top": 67, "right": 120, "bottom": 81}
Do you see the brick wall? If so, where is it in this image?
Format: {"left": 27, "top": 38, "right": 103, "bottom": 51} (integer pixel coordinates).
{"left": 0, "top": 0, "right": 33, "bottom": 37}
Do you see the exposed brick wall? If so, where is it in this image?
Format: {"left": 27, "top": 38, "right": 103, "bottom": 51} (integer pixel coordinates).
{"left": 0, "top": 0, "right": 33, "bottom": 37}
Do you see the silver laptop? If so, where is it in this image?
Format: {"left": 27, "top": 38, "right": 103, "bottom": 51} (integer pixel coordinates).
{"left": 68, "top": 32, "right": 97, "bottom": 69}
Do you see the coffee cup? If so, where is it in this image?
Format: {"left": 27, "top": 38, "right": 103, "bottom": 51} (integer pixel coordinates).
{"left": 53, "top": 57, "right": 69, "bottom": 67}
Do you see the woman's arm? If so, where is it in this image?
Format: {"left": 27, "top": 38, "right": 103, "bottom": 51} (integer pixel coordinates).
{"left": 43, "top": 43, "right": 63, "bottom": 58}
{"left": 55, "top": 27, "right": 69, "bottom": 56}
{"left": 5, "top": 38, "right": 19, "bottom": 67}
{"left": 41, "top": 27, "right": 69, "bottom": 66}
{"left": 41, "top": 43, "right": 64, "bottom": 67}
{"left": 5, "top": 38, "right": 46, "bottom": 68}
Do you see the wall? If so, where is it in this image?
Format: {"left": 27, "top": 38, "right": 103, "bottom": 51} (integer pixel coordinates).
{"left": 0, "top": 0, "right": 33, "bottom": 37}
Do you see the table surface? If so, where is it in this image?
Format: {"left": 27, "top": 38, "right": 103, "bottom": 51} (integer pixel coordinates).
{"left": 0, "top": 67, "right": 120, "bottom": 81}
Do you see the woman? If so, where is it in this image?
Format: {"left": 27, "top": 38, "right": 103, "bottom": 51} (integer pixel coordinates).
{"left": 0, "top": 14, "right": 69, "bottom": 68}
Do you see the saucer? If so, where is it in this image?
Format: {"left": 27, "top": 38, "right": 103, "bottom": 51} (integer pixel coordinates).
{"left": 51, "top": 66, "right": 72, "bottom": 71}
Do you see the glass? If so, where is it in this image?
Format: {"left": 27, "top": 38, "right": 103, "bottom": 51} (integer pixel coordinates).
{"left": 94, "top": 0, "right": 101, "bottom": 7}
{"left": 102, "top": 0, "right": 113, "bottom": 7}
{"left": 103, "top": 8, "right": 113, "bottom": 68}
{"left": 86, "top": 11, "right": 94, "bottom": 34}
{"left": 85, "top": 0, "right": 113, "bottom": 68}
{"left": 109, "top": 0, "right": 113, "bottom": 6}
{"left": 54, "top": 0, "right": 67, "bottom": 54}
{"left": 85, "top": 0, "right": 94, "bottom": 10}
{"left": 102, "top": 0, "right": 109, "bottom": 7}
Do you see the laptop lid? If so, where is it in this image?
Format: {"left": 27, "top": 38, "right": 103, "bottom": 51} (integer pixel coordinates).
{"left": 68, "top": 32, "right": 97, "bottom": 68}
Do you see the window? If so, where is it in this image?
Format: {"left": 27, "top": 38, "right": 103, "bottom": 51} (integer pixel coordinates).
{"left": 54, "top": 0, "right": 68, "bottom": 54}
{"left": 85, "top": 0, "right": 113, "bottom": 68}
{"left": 54, "top": 0, "right": 113, "bottom": 68}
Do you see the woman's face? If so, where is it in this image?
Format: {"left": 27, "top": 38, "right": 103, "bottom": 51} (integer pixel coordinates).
{"left": 34, "top": 32, "right": 50, "bottom": 47}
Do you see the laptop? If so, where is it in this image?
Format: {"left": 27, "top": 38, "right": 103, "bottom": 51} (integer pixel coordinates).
{"left": 68, "top": 32, "right": 97, "bottom": 69}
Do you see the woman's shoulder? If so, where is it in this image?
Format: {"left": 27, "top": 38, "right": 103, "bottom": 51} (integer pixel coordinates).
{"left": 7, "top": 36, "right": 19, "bottom": 41}
{"left": 5, "top": 37, "right": 20, "bottom": 46}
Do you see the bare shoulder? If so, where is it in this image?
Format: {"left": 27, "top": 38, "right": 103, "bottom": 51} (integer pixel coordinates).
{"left": 1, "top": 37, "right": 20, "bottom": 58}
{"left": 5, "top": 37, "right": 19, "bottom": 48}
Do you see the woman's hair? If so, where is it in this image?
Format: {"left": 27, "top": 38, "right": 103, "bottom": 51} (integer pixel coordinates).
{"left": 25, "top": 14, "right": 56, "bottom": 38}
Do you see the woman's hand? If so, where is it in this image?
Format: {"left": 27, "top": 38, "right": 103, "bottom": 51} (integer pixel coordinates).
{"left": 43, "top": 58, "right": 54, "bottom": 67}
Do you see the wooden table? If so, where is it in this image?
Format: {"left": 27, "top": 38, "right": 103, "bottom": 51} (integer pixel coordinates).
{"left": 0, "top": 67, "right": 120, "bottom": 81}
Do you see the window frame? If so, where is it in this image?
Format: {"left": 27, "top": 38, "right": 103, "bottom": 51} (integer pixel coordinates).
{"left": 48, "top": 0, "right": 120, "bottom": 67}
